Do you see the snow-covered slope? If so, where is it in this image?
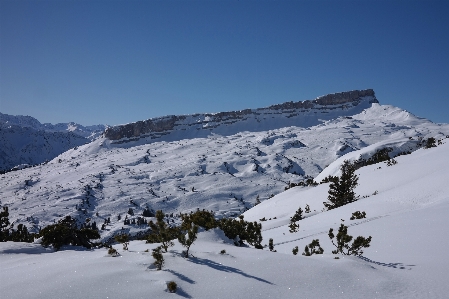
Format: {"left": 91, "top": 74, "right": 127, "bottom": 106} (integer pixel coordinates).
{"left": 1, "top": 137, "right": 448, "bottom": 299}
{"left": 1, "top": 101, "right": 448, "bottom": 240}
{"left": 0, "top": 112, "right": 106, "bottom": 171}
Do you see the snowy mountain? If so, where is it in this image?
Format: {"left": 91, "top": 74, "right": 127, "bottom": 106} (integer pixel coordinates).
{"left": 1, "top": 89, "right": 448, "bottom": 242}
{"left": 1, "top": 133, "right": 448, "bottom": 299}
{"left": 0, "top": 112, "right": 106, "bottom": 171}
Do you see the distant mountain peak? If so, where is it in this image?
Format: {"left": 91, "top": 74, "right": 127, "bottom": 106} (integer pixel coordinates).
{"left": 104, "top": 89, "right": 378, "bottom": 142}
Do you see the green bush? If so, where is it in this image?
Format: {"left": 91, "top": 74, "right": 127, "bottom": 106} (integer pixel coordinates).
{"left": 292, "top": 246, "right": 299, "bottom": 255}
{"left": 178, "top": 221, "right": 199, "bottom": 258}
{"left": 268, "top": 238, "right": 275, "bottom": 252}
{"left": 302, "top": 239, "right": 324, "bottom": 256}
{"left": 152, "top": 246, "right": 164, "bottom": 270}
{"left": 181, "top": 210, "right": 217, "bottom": 231}
{"left": 323, "top": 160, "right": 359, "bottom": 210}
{"left": 114, "top": 234, "right": 129, "bottom": 250}
{"left": 328, "top": 223, "right": 371, "bottom": 256}
{"left": 218, "top": 215, "right": 263, "bottom": 248}
{"left": 350, "top": 211, "right": 366, "bottom": 220}
{"left": 0, "top": 206, "right": 10, "bottom": 242}
{"left": 108, "top": 247, "right": 119, "bottom": 257}
{"left": 40, "top": 216, "right": 100, "bottom": 251}
{"left": 167, "top": 281, "right": 177, "bottom": 293}
{"left": 146, "top": 210, "right": 178, "bottom": 252}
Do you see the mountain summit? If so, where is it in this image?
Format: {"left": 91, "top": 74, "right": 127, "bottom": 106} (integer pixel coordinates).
{"left": 104, "top": 89, "right": 378, "bottom": 143}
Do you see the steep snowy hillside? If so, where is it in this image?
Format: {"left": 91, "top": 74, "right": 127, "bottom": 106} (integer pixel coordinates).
{"left": 0, "top": 112, "right": 106, "bottom": 171}
{"left": 1, "top": 136, "right": 448, "bottom": 299}
{"left": 1, "top": 99, "right": 448, "bottom": 240}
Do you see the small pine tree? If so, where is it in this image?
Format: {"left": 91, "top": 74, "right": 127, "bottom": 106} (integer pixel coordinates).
{"left": 269, "top": 238, "right": 275, "bottom": 251}
{"left": 292, "top": 246, "right": 299, "bottom": 255}
{"left": 291, "top": 207, "right": 303, "bottom": 222}
{"left": 323, "top": 160, "right": 359, "bottom": 210}
{"left": 328, "top": 223, "right": 372, "bottom": 256}
{"left": 350, "top": 211, "right": 366, "bottom": 220}
{"left": 114, "top": 234, "right": 129, "bottom": 250}
{"left": 288, "top": 221, "right": 299, "bottom": 233}
{"left": 0, "top": 206, "right": 10, "bottom": 242}
{"left": 178, "top": 221, "right": 199, "bottom": 258}
{"left": 147, "top": 210, "right": 177, "bottom": 252}
{"left": 152, "top": 246, "right": 164, "bottom": 270}
{"left": 9, "top": 223, "right": 35, "bottom": 242}
{"left": 305, "top": 204, "right": 311, "bottom": 213}
{"left": 424, "top": 137, "right": 436, "bottom": 149}
{"left": 302, "top": 239, "right": 324, "bottom": 256}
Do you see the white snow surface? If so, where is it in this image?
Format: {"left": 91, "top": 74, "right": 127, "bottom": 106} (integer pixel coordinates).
{"left": 1, "top": 136, "right": 449, "bottom": 298}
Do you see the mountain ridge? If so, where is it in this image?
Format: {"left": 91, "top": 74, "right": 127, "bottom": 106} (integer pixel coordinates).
{"left": 104, "top": 89, "right": 378, "bottom": 142}
{"left": 2, "top": 95, "right": 448, "bottom": 238}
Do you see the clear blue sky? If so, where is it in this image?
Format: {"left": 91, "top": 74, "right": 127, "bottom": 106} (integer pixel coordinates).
{"left": 1, "top": 0, "right": 448, "bottom": 126}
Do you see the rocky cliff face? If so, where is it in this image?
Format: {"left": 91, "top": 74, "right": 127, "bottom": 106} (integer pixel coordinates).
{"left": 104, "top": 89, "right": 378, "bottom": 143}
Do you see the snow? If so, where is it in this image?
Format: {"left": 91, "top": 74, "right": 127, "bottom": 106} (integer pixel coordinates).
{"left": 1, "top": 103, "right": 448, "bottom": 240}
{"left": 1, "top": 103, "right": 449, "bottom": 298}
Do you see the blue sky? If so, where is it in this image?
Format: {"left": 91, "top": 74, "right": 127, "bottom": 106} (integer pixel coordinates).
{"left": 1, "top": 0, "right": 448, "bottom": 126}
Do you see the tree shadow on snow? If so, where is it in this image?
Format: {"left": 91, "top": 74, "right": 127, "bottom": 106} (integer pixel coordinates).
{"left": 187, "top": 257, "right": 273, "bottom": 285}
{"left": 166, "top": 269, "right": 196, "bottom": 284}
{"left": 165, "top": 287, "right": 192, "bottom": 298}
{"left": 358, "top": 256, "right": 416, "bottom": 270}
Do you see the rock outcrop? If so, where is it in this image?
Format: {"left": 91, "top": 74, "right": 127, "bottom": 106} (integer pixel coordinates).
{"left": 104, "top": 89, "right": 378, "bottom": 142}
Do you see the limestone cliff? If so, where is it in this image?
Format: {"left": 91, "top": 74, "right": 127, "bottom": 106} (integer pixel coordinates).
{"left": 104, "top": 89, "right": 378, "bottom": 143}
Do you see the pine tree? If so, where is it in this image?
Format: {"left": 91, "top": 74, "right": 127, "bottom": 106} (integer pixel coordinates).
{"left": 292, "top": 246, "right": 299, "bottom": 255}
{"left": 147, "top": 210, "right": 178, "bottom": 252}
{"left": 305, "top": 204, "right": 311, "bottom": 213}
{"left": 288, "top": 221, "right": 299, "bottom": 233}
{"left": 152, "top": 246, "right": 164, "bottom": 270}
{"left": 0, "top": 206, "right": 10, "bottom": 242}
{"left": 350, "top": 211, "right": 366, "bottom": 220}
{"left": 291, "top": 207, "right": 303, "bottom": 222}
{"left": 10, "top": 224, "right": 35, "bottom": 242}
{"left": 114, "top": 234, "right": 129, "bottom": 250}
{"left": 178, "top": 221, "right": 199, "bottom": 258}
{"left": 324, "top": 160, "right": 359, "bottom": 210}
{"left": 40, "top": 216, "right": 100, "bottom": 250}
{"left": 269, "top": 238, "right": 275, "bottom": 251}
{"left": 328, "top": 223, "right": 372, "bottom": 256}
{"left": 302, "top": 239, "right": 324, "bottom": 256}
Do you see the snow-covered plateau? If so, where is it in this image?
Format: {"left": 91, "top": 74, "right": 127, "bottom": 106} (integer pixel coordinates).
{"left": 1, "top": 90, "right": 449, "bottom": 298}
